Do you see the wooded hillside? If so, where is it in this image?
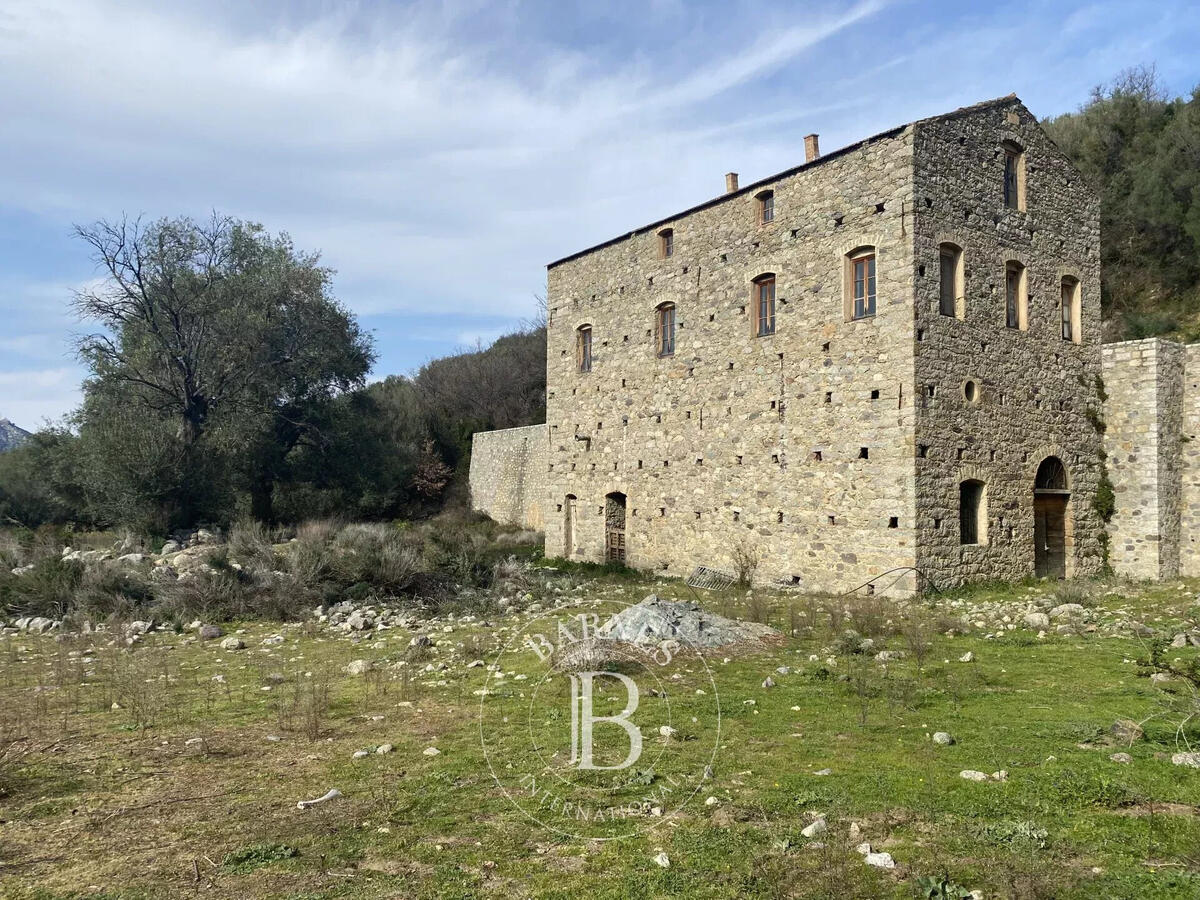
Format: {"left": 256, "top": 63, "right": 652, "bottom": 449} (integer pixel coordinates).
{"left": 1044, "top": 66, "right": 1200, "bottom": 340}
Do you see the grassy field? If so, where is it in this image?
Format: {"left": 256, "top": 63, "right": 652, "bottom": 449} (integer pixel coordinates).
{"left": 1, "top": 565, "right": 1199, "bottom": 899}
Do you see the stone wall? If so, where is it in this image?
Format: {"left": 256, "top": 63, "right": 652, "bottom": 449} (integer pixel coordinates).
{"left": 1102, "top": 338, "right": 1186, "bottom": 579}
{"left": 468, "top": 96, "right": 1198, "bottom": 593}
{"left": 468, "top": 424, "right": 547, "bottom": 530}
{"left": 544, "top": 123, "right": 920, "bottom": 594}
{"left": 911, "top": 100, "right": 1105, "bottom": 587}
{"left": 1181, "top": 345, "right": 1200, "bottom": 576}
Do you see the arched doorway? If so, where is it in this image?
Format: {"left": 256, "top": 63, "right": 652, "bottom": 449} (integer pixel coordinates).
{"left": 1033, "top": 457, "right": 1070, "bottom": 578}
{"left": 564, "top": 495, "right": 578, "bottom": 558}
{"left": 604, "top": 492, "right": 627, "bottom": 563}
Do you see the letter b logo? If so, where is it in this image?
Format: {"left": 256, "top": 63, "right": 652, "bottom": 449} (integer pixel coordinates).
{"left": 568, "top": 672, "right": 642, "bottom": 770}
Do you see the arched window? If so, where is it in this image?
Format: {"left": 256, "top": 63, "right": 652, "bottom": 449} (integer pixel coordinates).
{"left": 1061, "top": 276, "right": 1081, "bottom": 344}
{"left": 655, "top": 302, "right": 676, "bottom": 357}
{"left": 845, "top": 247, "right": 876, "bottom": 320}
{"left": 658, "top": 228, "right": 674, "bottom": 258}
{"left": 938, "top": 243, "right": 964, "bottom": 319}
{"left": 1003, "top": 141, "right": 1025, "bottom": 211}
{"left": 576, "top": 325, "right": 592, "bottom": 373}
{"left": 960, "top": 479, "right": 987, "bottom": 545}
{"left": 756, "top": 190, "right": 775, "bottom": 225}
{"left": 1035, "top": 456, "right": 1068, "bottom": 492}
{"left": 752, "top": 274, "right": 775, "bottom": 336}
{"left": 1005, "top": 261, "right": 1027, "bottom": 330}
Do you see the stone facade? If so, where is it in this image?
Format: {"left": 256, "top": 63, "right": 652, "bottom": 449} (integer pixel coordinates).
{"left": 1102, "top": 338, "right": 1200, "bottom": 579}
{"left": 468, "top": 424, "right": 547, "bottom": 529}
{"left": 470, "top": 95, "right": 1191, "bottom": 593}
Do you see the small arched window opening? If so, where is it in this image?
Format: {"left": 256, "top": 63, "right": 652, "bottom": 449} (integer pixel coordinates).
{"left": 1003, "top": 141, "right": 1026, "bottom": 211}
{"left": 1004, "top": 261, "right": 1027, "bottom": 330}
{"left": 756, "top": 190, "right": 775, "bottom": 225}
{"left": 576, "top": 325, "right": 593, "bottom": 373}
{"left": 1061, "top": 276, "right": 1081, "bottom": 344}
{"left": 938, "top": 242, "right": 964, "bottom": 319}
{"left": 655, "top": 302, "right": 676, "bottom": 357}
{"left": 752, "top": 274, "right": 776, "bottom": 336}
{"left": 960, "top": 479, "right": 987, "bottom": 545}
{"left": 658, "top": 228, "right": 674, "bottom": 258}
{"left": 1035, "top": 456, "right": 1069, "bottom": 492}
{"left": 845, "top": 247, "right": 877, "bottom": 320}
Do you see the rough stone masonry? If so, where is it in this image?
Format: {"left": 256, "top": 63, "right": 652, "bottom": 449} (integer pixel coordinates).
{"left": 470, "top": 95, "right": 1197, "bottom": 595}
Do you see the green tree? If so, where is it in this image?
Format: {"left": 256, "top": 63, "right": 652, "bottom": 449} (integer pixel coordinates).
{"left": 1045, "top": 66, "right": 1200, "bottom": 338}
{"left": 72, "top": 214, "right": 374, "bottom": 530}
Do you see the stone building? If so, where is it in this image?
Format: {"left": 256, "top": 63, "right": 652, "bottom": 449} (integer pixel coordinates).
{"left": 470, "top": 95, "right": 1195, "bottom": 595}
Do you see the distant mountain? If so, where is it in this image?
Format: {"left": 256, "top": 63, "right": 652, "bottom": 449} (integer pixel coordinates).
{"left": 0, "top": 419, "right": 31, "bottom": 452}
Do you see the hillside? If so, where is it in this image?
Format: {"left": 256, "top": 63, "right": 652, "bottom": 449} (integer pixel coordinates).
{"left": 0, "top": 418, "right": 30, "bottom": 453}
{"left": 1044, "top": 67, "right": 1200, "bottom": 341}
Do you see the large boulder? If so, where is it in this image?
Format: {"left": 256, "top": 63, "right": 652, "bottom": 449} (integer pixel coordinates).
{"left": 596, "top": 595, "right": 778, "bottom": 650}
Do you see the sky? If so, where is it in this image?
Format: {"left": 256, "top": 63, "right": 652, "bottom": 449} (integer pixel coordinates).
{"left": 1, "top": 0, "right": 1198, "bottom": 428}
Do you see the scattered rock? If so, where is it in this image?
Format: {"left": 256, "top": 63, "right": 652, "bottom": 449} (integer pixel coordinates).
{"left": 762, "top": 676, "right": 775, "bottom": 689}
{"left": 376, "top": 743, "right": 394, "bottom": 754}
{"left": 1110, "top": 719, "right": 1144, "bottom": 745}
{"left": 1024, "top": 612, "right": 1051, "bottom": 629}
{"left": 864, "top": 851, "right": 895, "bottom": 869}
{"left": 159, "top": 540, "right": 182, "bottom": 555}
{"left": 875, "top": 650, "right": 906, "bottom": 662}
{"left": 1050, "top": 603, "right": 1086, "bottom": 619}
{"left": 219, "top": 637, "right": 245, "bottom": 651}
{"left": 345, "top": 659, "right": 373, "bottom": 676}
{"left": 1109, "top": 752, "right": 1132, "bottom": 764}
{"left": 597, "top": 595, "right": 779, "bottom": 649}
{"left": 1172, "top": 752, "right": 1200, "bottom": 768}
{"left": 198, "top": 624, "right": 222, "bottom": 640}
{"left": 932, "top": 732, "right": 956, "bottom": 746}
{"left": 958, "top": 651, "right": 974, "bottom": 663}
{"left": 813, "top": 768, "right": 832, "bottom": 776}
{"left": 801, "top": 817, "right": 827, "bottom": 838}
{"left": 352, "top": 749, "right": 370, "bottom": 759}
{"left": 959, "top": 770, "right": 989, "bottom": 782}
{"left": 423, "top": 746, "right": 440, "bottom": 756}
{"left": 652, "top": 852, "right": 670, "bottom": 868}
{"left": 1170, "top": 633, "right": 1189, "bottom": 649}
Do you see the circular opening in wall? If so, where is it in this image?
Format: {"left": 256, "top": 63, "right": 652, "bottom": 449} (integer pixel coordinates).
{"left": 963, "top": 380, "right": 980, "bottom": 404}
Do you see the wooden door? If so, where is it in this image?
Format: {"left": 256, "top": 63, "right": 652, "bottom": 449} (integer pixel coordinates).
{"left": 604, "top": 492, "right": 627, "bottom": 564}
{"left": 1034, "top": 494, "right": 1067, "bottom": 578}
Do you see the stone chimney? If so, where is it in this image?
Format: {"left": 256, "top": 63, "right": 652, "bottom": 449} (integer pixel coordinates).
{"left": 725, "top": 172, "right": 739, "bottom": 193}
{"left": 804, "top": 134, "right": 820, "bottom": 162}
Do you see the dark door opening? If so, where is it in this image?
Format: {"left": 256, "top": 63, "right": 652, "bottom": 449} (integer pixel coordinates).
{"left": 564, "top": 495, "right": 577, "bottom": 558}
{"left": 1033, "top": 457, "right": 1069, "bottom": 579}
{"left": 605, "top": 492, "right": 626, "bottom": 564}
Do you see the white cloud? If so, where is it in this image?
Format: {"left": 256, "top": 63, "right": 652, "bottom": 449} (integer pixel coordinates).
{"left": 0, "top": 0, "right": 888, "bottom": 324}
{"left": 0, "top": 366, "right": 82, "bottom": 428}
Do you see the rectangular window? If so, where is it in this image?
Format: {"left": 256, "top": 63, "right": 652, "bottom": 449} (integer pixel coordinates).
{"left": 1003, "top": 145, "right": 1025, "bottom": 211}
{"left": 1061, "top": 279, "right": 1080, "bottom": 343}
{"left": 1005, "top": 265, "right": 1022, "bottom": 329}
{"left": 577, "top": 327, "right": 592, "bottom": 373}
{"left": 939, "top": 246, "right": 959, "bottom": 317}
{"left": 657, "top": 305, "right": 675, "bottom": 356}
{"left": 759, "top": 192, "right": 774, "bottom": 224}
{"left": 660, "top": 229, "right": 673, "bottom": 258}
{"left": 852, "top": 254, "right": 876, "bottom": 319}
{"left": 960, "top": 481, "right": 985, "bottom": 545}
{"left": 756, "top": 277, "right": 776, "bottom": 336}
